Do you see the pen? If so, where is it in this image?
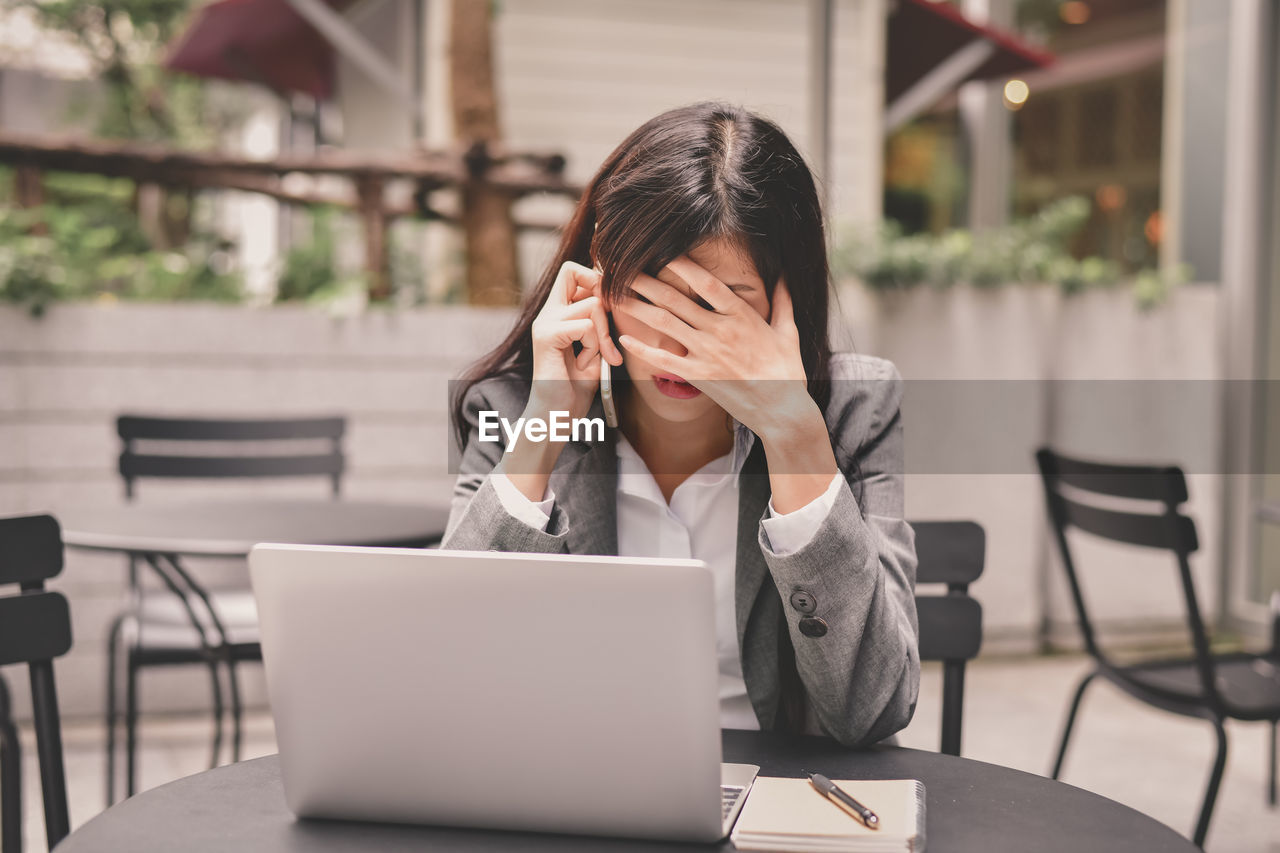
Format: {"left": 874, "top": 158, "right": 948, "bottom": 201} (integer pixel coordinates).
{"left": 808, "top": 773, "right": 879, "bottom": 830}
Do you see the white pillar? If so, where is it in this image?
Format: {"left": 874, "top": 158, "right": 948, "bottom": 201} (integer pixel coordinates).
{"left": 236, "top": 98, "right": 282, "bottom": 301}
{"left": 1219, "top": 0, "right": 1274, "bottom": 630}
{"left": 1159, "top": 0, "right": 1188, "bottom": 273}
{"left": 829, "top": 0, "right": 887, "bottom": 231}
{"left": 959, "top": 0, "right": 1013, "bottom": 230}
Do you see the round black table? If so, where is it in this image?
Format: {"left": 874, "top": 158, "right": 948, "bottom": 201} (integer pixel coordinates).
{"left": 60, "top": 498, "right": 450, "bottom": 558}
{"left": 59, "top": 730, "right": 1197, "bottom": 853}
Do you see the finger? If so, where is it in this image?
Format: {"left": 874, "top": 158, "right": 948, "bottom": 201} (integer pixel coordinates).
{"left": 630, "top": 273, "right": 714, "bottom": 328}
{"left": 590, "top": 298, "right": 624, "bottom": 366}
{"left": 556, "top": 261, "right": 601, "bottom": 305}
{"left": 556, "top": 318, "right": 600, "bottom": 371}
{"left": 613, "top": 295, "right": 698, "bottom": 347}
{"left": 770, "top": 278, "right": 796, "bottom": 331}
{"left": 664, "top": 255, "right": 737, "bottom": 313}
{"left": 551, "top": 317, "right": 596, "bottom": 349}
{"left": 560, "top": 295, "right": 602, "bottom": 321}
{"left": 568, "top": 276, "right": 598, "bottom": 304}
{"left": 561, "top": 294, "right": 621, "bottom": 366}
{"left": 616, "top": 334, "right": 686, "bottom": 376}
{"left": 575, "top": 341, "right": 599, "bottom": 372}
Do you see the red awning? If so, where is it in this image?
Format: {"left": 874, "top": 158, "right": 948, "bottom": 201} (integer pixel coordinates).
{"left": 887, "top": 0, "right": 1054, "bottom": 102}
{"left": 165, "top": 0, "right": 351, "bottom": 99}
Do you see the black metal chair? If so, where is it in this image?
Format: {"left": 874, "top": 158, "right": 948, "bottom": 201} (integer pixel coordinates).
{"left": 1036, "top": 447, "right": 1280, "bottom": 848}
{"left": 0, "top": 514, "right": 73, "bottom": 853}
{"left": 910, "top": 520, "right": 985, "bottom": 756}
{"left": 106, "top": 414, "right": 346, "bottom": 804}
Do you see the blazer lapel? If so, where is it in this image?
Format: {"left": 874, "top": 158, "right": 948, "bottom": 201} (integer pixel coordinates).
{"left": 734, "top": 440, "right": 771, "bottom": 651}
{"left": 551, "top": 432, "right": 619, "bottom": 556}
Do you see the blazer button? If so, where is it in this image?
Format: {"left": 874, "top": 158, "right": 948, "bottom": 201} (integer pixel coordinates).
{"left": 789, "top": 590, "right": 817, "bottom": 614}
{"left": 798, "top": 617, "right": 828, "bottom": 638}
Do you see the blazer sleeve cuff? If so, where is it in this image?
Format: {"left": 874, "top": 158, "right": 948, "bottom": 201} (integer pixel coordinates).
{"left": 757, "top": 480, "right": 874, "bottom": 595}
{"left": 760, "top": 472, "right": 842, "bottom": 556}
{"left": 441, "top": 476, "right": 569, "bottom": 553}
{"left": 490, "top": 472, "right": 555, "bottom": 532}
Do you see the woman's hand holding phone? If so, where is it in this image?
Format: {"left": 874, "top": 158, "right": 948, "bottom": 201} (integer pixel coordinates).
{"left": 529, "top": 260, "right": 622, "bottom": 416}
{"left": 501, "top": 261, "right": 622, "bottom": 502}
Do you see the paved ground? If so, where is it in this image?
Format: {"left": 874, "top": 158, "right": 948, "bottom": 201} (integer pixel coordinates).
{"left": 9, "top": 654, "right": 1280, "bottom": 852}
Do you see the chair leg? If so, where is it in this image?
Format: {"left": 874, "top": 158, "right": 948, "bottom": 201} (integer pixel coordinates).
{"left": 227, "top": 658, "right": 243, "bottom": 763}
{"left": 1268, "top": 719, "right": 1277, "bottom": 808}
{"left": 125, "top": 656, "right": 139, "bottom": 797}
{"left": 1, "top": 682, "right": 21, "bottom": 853}
{"left": 1051, "top": 670, "right": 1096, "bottom": 780}
{"left": 206, "top": 659, "right": 225, "bottom": 771}
{"left": 104, "top": 613, "right": 125, "bottom": 807}
{"left": 0, "top": 727, "right": 18, "bottom": 853}
{"left": 1192, "top": 716, "right": 1228, "bottom": 848}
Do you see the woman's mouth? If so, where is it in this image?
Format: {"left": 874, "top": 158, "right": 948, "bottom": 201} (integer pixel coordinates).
{"left": 653, "top": 373, "right": 701, "bottom": 399}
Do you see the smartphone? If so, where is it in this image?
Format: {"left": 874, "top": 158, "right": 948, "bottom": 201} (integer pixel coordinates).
{"left": 600, "top": 359, "right": 618, "bottom": 428}
{"left": 592, "top": 221, "right": 618, "bottom": 428}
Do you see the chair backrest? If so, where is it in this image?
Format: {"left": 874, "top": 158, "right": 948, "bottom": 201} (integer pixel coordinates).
{"left": 117, "top": 415, "right": 347, "bottom": 500}
{"left": 1035, "top": 447, "right": 1218, "bottom": 702}
{"left": 910, "top": 520, "right": 985, "bottom": 757}
{"left": 0, "top": 514, "right": 72, "bottom": 851}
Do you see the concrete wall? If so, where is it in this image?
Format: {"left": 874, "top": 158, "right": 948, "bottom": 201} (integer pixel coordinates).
{"left": 841, "top": 281, "right": 1224, "bottom": 652}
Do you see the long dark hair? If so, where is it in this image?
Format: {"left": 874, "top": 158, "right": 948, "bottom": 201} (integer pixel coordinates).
{"left": 452, "top": 101, "right": 834, "bottom": 449}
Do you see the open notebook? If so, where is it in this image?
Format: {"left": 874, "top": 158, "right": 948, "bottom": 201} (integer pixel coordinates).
{"left": 730, "top": 777, "right": 926, "bottom": 852}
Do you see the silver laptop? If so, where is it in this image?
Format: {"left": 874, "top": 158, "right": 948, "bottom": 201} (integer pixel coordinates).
{"left": 248, "top": 544, "right": 758, "bottom": 842}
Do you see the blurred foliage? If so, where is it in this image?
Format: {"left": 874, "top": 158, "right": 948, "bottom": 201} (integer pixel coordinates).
{"left": 832, "top": 196, "right": 1190, "bottom": 310}
{"left": 0, "top": 2, "right": 251, "bottom": 315}
{"left": 0, "top": 169, "right": 241, "bottom": 316}
{"left": 12, "top": 0, "right": 247, "bottom": 145}
{"left": 0, "top": 2, "right": 436, "bottom": 315}
{"left": 275, "top": 209, "right": 428, "bottom": 309}
{"left": 275, "top": 208, "right": 348, "bottom": 304}
{"left": 1015, "top": 0, "right": 1068, "bottom": 38}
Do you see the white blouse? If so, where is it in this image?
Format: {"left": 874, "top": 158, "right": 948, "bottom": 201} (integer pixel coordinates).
{"left": 490, "top": 426, "right": 841, "bottom": 730}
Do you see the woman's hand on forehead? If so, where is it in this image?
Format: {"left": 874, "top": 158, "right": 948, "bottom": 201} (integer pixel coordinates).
{"left": 614, "top": 253, "right": 809, "bottom": 436}
{"left": 620, "top": 256, "right": 750, "bottom": 317}
{"left": 658, "top": 255, "right": 746, "bottom": 314}
{"left": 651, "top": 267, "right": 715, "bottom": 312}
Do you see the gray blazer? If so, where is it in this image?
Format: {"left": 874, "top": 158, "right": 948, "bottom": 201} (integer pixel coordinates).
{"left": 443, "top": 353, "right": 919, "bottom": 747}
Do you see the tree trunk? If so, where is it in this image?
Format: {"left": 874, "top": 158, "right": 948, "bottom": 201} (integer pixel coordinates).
{"left": 13, "top": 165, "right": 46, "bottom": 235}
{"left": 450, "top": 0, "right": 521, "bottom": 305}
{"left": 356, "top": 175, "right": 391, "bottom": 301}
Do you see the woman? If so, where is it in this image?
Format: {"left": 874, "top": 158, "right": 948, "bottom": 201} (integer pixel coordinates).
{"left": 444, "top": 102, "right": 918, "bottom": 748}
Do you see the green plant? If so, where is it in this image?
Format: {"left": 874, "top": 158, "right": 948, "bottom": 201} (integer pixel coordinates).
{"left": 275, "top": 208, "right": 342, "bottom": 303}
{"left": 275, "top": 210, "right": 429, "bottom": 308}
{"left": 832, "top": 197, "right": 1190, "bottom": 309}
{"left": 0, "top": 175, "right": 241, "bottom": 316}
{"left": 15, "top": 0, "right": 246, "bottom": 146}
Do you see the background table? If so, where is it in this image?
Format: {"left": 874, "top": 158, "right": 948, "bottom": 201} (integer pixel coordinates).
{"left": 60, "top": 498, "right": 450, "bottom": 558}
{"left": 58, "top": 730, "right": 1198, "bottom": 853}
{"left": 58, "top": 497, "right": 451, "bottom": 781}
